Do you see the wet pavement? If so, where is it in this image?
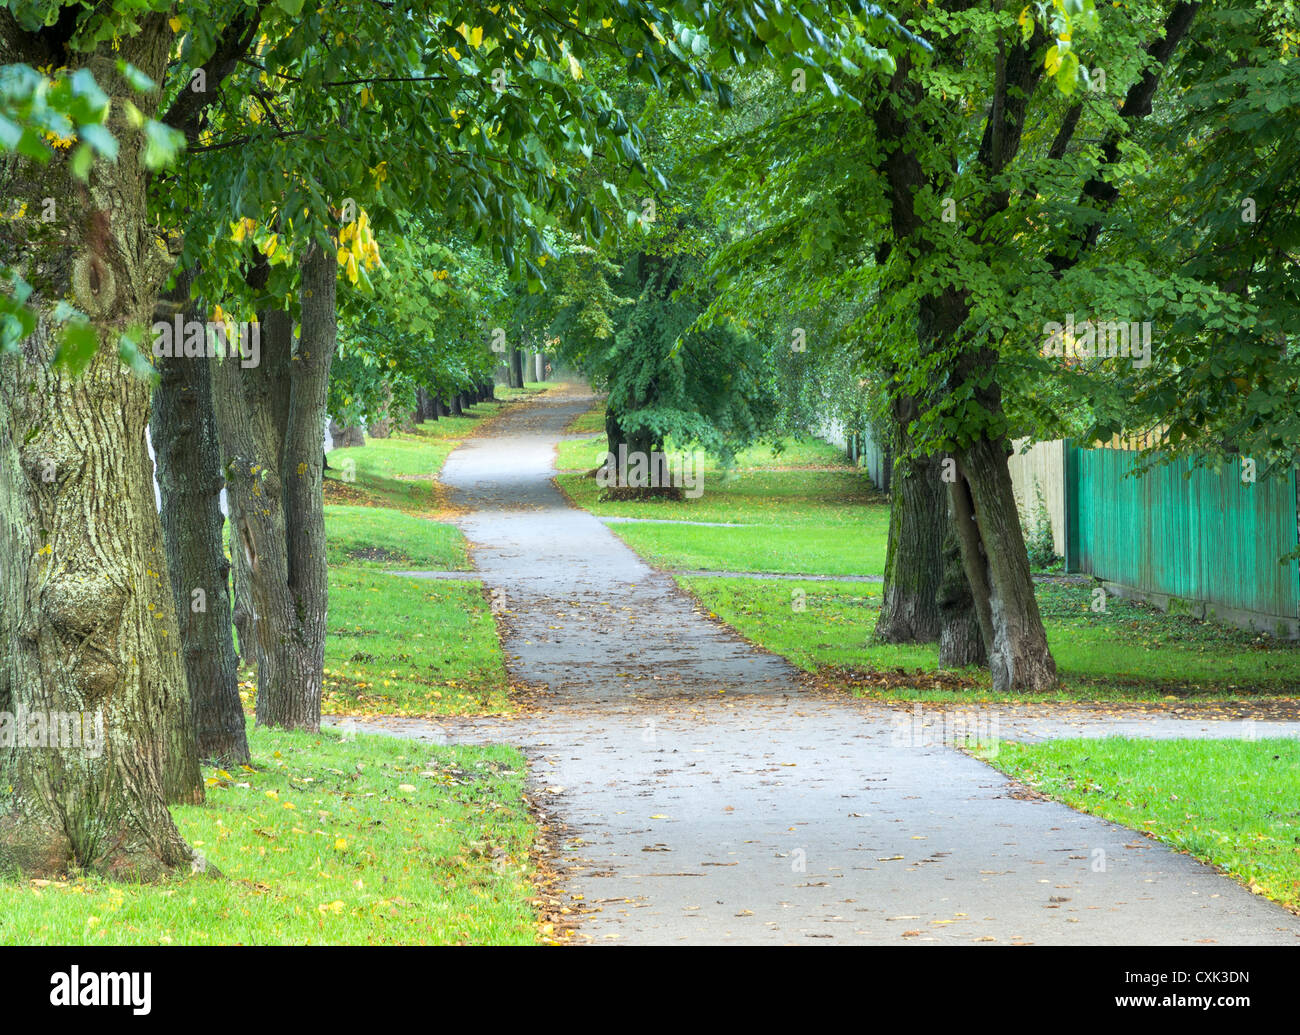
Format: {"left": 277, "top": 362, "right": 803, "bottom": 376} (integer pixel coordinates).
{"left": 347, "top": 385, "right": 1300, "bottom": 944}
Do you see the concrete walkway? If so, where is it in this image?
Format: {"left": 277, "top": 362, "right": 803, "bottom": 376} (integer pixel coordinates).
{"left": 351, "top": 385, "right": 1300, "bottom": 944}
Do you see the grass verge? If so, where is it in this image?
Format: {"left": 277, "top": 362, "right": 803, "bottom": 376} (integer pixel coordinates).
{"left": 323, "top": 567, "right": 508, "bottom": 716}
{"left": 556, "top": 434, "right": 888, "bottom": 575}
{"left": 0, "top": 725, "right": 539, "bottom": 945}
{"left": 679, "top": 576, "right": 1300, "bottom": 700}
{"left": 974, "top": 737, "right": 1300, "bottom": 912}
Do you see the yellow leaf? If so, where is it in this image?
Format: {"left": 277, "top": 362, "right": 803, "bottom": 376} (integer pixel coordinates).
{"left": 469, "top": 25, "right": 484, "bottom": 48}
{"left": 169, "top": 16, "right": 183, "bottom": 33}
{"left": 567, "top": 52, "right": 582, "bottom": 80}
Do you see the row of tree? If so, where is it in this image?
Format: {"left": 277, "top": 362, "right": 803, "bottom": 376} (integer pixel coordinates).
{"left": 2, "top": 0, "right": 1294, "bottom": 882}
{"left": 0, "top": 0, "right": 905, "bottom": 879}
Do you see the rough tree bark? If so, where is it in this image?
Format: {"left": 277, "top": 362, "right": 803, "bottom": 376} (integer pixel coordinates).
{"left": 874, "top": 390, "right": 943, "bottom": 643}
{"left": 149, "top": 270, "right": 249, "bottom": 765}
{"left": 367, "top": 382, "right": 393, "bottom": 438}
{"left": 0, "top": 19, "right": 203, "bottom": 879}
{"left": 937, "top": 511, "right": 987, "bottom": 668}
{"left": 951, "top": 417, "right": 1056, "bottom": 689}
{"left": 328, "top": 418, "right": 364, "bottom": 448}
{"left": 213, "top": 244, "right": 335, "bottom": 732}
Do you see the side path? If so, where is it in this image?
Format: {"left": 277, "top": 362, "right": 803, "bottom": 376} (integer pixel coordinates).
{"left": 361, "top": 385, "right": 1300, "bottom": 944}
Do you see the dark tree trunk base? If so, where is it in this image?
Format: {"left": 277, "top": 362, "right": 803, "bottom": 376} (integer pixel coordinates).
{"left": 599, "top": 485, "right": 685, "bottom": 502}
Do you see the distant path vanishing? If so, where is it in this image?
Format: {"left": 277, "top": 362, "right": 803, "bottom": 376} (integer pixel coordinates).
{"left": 354, "top": 385, "right": 1300, "bottom": 945}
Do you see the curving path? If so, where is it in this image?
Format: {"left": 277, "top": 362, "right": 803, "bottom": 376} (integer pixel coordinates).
{"left": 357, "top": 384, "right": 1300, "bottom": 945}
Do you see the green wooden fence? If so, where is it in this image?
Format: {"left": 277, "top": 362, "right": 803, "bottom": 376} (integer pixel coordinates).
{"left": 1064, "top": 444, "right": 1300, "bottom": 622}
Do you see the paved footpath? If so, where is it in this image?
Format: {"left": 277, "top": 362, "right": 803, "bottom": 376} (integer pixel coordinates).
{"left": 357, "top": 385, "right": 1300, "bottom": 944}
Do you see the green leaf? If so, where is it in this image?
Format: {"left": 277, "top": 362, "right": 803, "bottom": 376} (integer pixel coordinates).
{"left": 142, "top": 119, "right": 185, "bottom": 169}
{"left": 1055, "top": 50, "right": 1080, "bottom": 94}
{"left": 116, "top": 61, "right": 155, "bottom": 92}
{"left": 118, "top": 332, "right": 159, "bottom": 383}
{"left": 69, "top": 143, "right": 94, "bottom": 181}
{"left": 80, "top": 123, "right": 118, "bottom": 160}
{"left": 52, "top": 321, "right": 99, "bottom": 376}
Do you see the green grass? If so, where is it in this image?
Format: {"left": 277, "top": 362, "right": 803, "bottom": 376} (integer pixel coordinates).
{"left": 562, "top": 403, "right": 607, "bottom": 437}
{"left": 323, "top": 566, "right": 509, "bottom": 716}
{"left": 680, "top": 576, "right": 1300, "bottom": 700}
{"left": 555, "top": 432, "right": 888, "bottom": 576}
{"left": 556, "top": 433, "right": 606, "bottom": 472}
{"left": 0, "top": 725, "right": 540, "bottom": 945}
{"left": 325, "top": 505, "right": 469, "bottom": 570}
{"left": 975, "top": 737, "right": 1300, "bottom": 912}
{"left": 326, "top": 409, "right": 490, "bottom": 514}
{"left": 613, "top": 522, "right": 888, "bottom": 576}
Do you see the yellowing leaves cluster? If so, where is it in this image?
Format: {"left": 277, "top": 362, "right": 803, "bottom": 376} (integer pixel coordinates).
{"left": 337, "top": 207, "right": 381, "bottom": 284}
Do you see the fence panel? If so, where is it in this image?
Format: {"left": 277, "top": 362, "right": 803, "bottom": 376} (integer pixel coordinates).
{"left": 1068, "top": 445, "right": 1300, "bottom": 620}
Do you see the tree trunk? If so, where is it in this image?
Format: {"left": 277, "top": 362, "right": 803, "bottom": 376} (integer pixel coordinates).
{"left": 874, "top": 401, "right": 943, "bottom": 644}
{"left": 937, "top": 511, "right": 987, "bottom": 668}
{"left": 509, "top": 346, "right": 524, "bottom": 389}
{"left": 367, "top": 382, "right": 393, "bottom": 438}
{"left": 213, "top": 246, "right": 335, "bottom": 733}
{"left": 150, "top": 273, "right": 249, "bottom": 766}
{"left": 448, "top": 393, "right": 463, "bottom": 417}
{"left": 950, "top": 437, "right": 1056, "bottom": 690}
{"left": 0, "top": 26, "right": 203, "bottom": 879}
{"left": 599, "top": 410, "right": 679, "bottom": 499}
{"left": 328, "top": 419, "right": 363, "bottom": 448}
{"left": 273, "top": 242, "right": 335, "bottom": 728}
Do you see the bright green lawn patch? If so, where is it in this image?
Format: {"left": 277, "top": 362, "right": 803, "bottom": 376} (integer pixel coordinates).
{"left": 497, "top": 381, "right": 551, "bottom": 400}
{"left": 555, "top": 439, "right": 886, "bottom": 575}
{"left": 975, "top": 737, "right": 1300, "bottom": 911}
{"left": 562, "top": 398, "right": 607, "bottom": 437}
{"left": 326, "top": 415, "right": 483, "bottom": 513}
{"left": 556, "top": 433, "right": 605, "bottom": 471}
{"left": 325, "top": 505, "right": 468, "bottom": 570}
{"left": 0, "top": 725, "right": 538, "bottom": 945}
{"left": 325, "top": 566, "right": 508, "bottom": 716}
{"left": 614, "top": 522, "right": 887, "bottom": 576}
{"left": 680, "top": 576, "right": 1300, "bottom": 700}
